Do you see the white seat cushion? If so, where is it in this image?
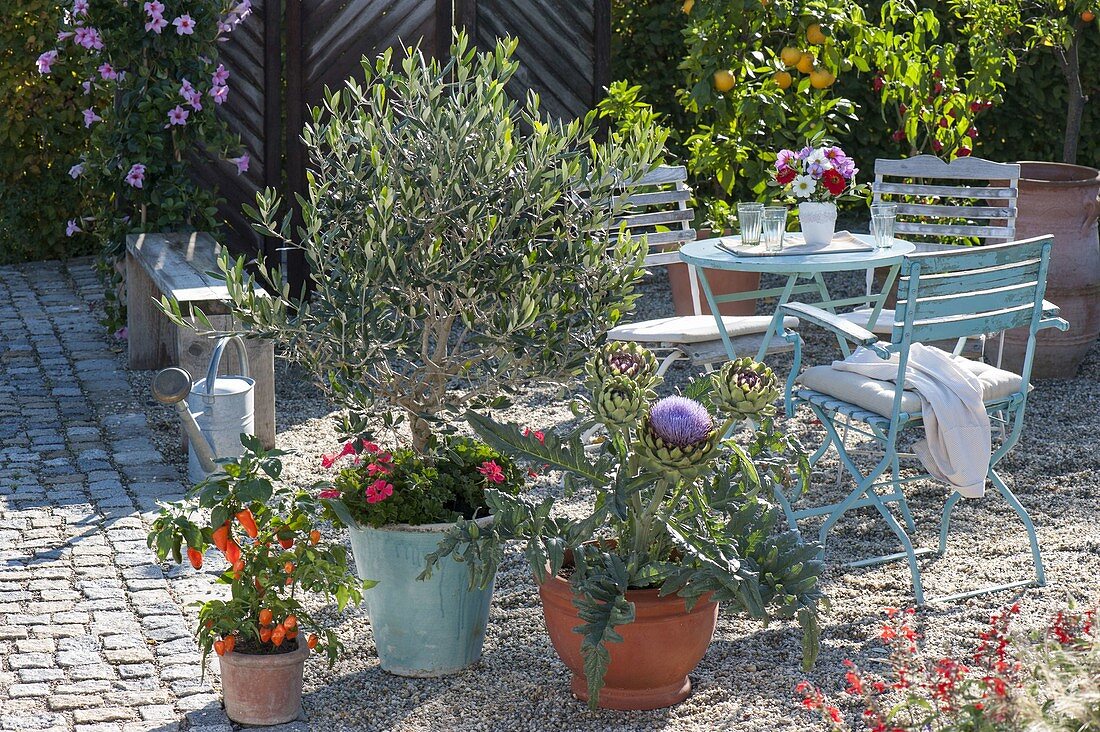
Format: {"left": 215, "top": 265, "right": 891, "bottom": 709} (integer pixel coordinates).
{"left": 835, "top": 307, "right": 895, "bottom": 335}
{"left": 608, "top": 315, "right": 799, "bottom": 344}
{"left": 797, "top": 353, "right": 1023, "bottom": 417}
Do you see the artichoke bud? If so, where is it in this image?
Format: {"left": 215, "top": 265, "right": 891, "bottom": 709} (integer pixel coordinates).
{"left": 591, "top": 376, "right": 648, "bottom": 431}
{"left": 713, "top": 357, "right": 781, "bottom": 420}
{"left": 586, "top": 341, "right": 660, "bottom": 390}
{"left": 468, "top": 522, "right": 479, "bottom": 540}
{"left": 635, "top": 396, "right": 720, "bottom": 481}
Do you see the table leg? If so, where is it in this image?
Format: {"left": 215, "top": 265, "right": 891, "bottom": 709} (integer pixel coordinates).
{"left": 695, "top": 267, "right": 738, "bottom": 361}
{"left": 754, "top": 274, "right": 801, "bottom": 361}
{"left": 807, "top": 272, "right": 855, "bottom": 357}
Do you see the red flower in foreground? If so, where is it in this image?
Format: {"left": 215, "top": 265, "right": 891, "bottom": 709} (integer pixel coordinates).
{"left": 776, "top": 166, "right": 797, "bottom": 185}
{"left": 365, "top": 479, "right": 394, "bottom": 504}
{"left": 320, "top": 441, "right": 356, "bottom": 468}
{"left": 478, "top": 460, "right": 506, "bottom": 484}
{"left": 522, "top": 427, "right": 546, "bottom": 444}
{"left": 318, "top": 489, "right": 340, "bottom": 499}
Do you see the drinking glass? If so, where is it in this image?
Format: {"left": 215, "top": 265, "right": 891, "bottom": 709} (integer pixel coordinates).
{"left": 762, "top": 206, "right": 788, "bottom": 252}
{"left": 736, "top": 202, "right": 765, "bottom": 246}
{"left": 870, "top": 203, "right": 897, "bottom": 250}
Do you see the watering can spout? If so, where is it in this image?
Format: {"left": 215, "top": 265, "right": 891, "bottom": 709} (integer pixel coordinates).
{"left": 152, "top": 367, "right": 219, "bottom": 473}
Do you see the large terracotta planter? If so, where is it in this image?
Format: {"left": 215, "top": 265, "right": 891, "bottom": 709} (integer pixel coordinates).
{"left": 1002, "top": 162, "right": 1100, "bottom": 379}
{"left": 538, "top": 572, "right": 719, "bottom": 710}
{"left": 667, "top": 229, "right": 761, "bottom": 316}
{"left": 219, "top": 641, "right": 309, "bottom": 725}
{"left": 348, "top": 517, "right": 494, "bottom": 677}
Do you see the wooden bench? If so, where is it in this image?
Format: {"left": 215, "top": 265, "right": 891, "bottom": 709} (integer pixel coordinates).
{"left": 126, "top": 232, "right": 275, "bottom": 449}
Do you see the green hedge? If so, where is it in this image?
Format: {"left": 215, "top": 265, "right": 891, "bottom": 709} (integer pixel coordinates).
{"left": 0, "top": 0, "right": 90, "bottom": 264}
{"left": 611, "top": 0, "right": 1099, "bottom": 199}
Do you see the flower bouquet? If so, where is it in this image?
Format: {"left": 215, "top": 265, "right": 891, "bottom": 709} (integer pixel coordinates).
{"left": 773, "top": 142, "right": 861, "bottom": 246}
{"left": 425, "top": 342, "right": 826, "bottom": 709}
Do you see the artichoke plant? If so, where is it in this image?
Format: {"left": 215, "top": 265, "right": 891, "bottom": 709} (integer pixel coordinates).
{"left": 425, "top": 345, "right": 825, "bottom": 708}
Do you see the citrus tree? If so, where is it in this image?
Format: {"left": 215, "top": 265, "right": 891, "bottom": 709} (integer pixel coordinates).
{"left": 680, "top": 0, "right": 871, "bottom": 198}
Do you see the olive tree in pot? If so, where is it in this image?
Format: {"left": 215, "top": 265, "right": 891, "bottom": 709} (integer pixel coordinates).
{"left": 164, "top": 33, "right": 665, "bottom": 676}
{"left": 148, "top": 437, "right": 370, "bottom": 725}
{"left": 426, "top": 343, "right": 826, "bottom": 710}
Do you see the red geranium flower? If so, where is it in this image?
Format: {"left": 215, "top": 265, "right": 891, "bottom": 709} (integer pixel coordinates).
{"left": 478, "top": 460, "right": 506, "bottom": 484}
{"left": 365, "top": 479, "right": 394, "bottom": 504}
{"left": 776, "top": 166, "right": 797, "bottom": 185}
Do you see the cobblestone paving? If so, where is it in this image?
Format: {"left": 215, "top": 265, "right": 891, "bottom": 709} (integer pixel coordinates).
{"left": 0, "top": 260, "right": 246, "bottom": 732}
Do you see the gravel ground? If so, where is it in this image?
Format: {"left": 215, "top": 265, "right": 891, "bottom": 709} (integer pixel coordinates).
{"left": 135, "top": 266, "right": 1100, "bottom": 732}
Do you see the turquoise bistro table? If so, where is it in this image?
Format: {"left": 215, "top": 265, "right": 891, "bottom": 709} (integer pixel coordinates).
{"left": 679, "top": 234, "right": 917, "bottom": 361}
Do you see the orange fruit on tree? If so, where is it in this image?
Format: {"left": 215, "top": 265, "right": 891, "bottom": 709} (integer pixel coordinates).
{"left": 283, "top": 561, "right": 295, "bottom": 575}
{"left": 223, "top": 634, "right": 235, "bottom": 654}
{"left": 809, "top": 68, "right": 836, "bottom": 89}
{"left": 682, "top": 0, "right": 694, "bottom": 13}
{"left": 272, "top": 625, "right": 286, "bottom": 646}
{"left": 307, "top": 634, "right": 319, "bottom": 650}
{"left": 309, "top": 529, "right": 321, "bottom": 545}
{"left": 284, "top": 614, "right": 298, "bottom": 630}
{"left": 713, "top": 69, "right": 736, "bottom": 92}
{"left": 779, "top": 46, "right": 802, "bottom": 67}
{"left": 259, "top": 626, "right": 273, "bottom": 643}
{"left": 806, "top": 23, "right": 827, "bottom": 45}
{"left": 796, "top": 54, "right": 815, "bottom": 74}
{"left": 258, "top": 608, "right": 273, "bottom": 626}
{"left": 1083, "top": 10, "right": 1096, "bottom": 21}
{"left": 213, "top": 639, "right": 226, "bottom": 656}
{"left": 774, "top": 70, "right": 793, "bottom": 89}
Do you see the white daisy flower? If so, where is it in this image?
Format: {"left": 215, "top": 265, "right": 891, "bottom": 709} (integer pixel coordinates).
{"left": 792, "top": 175, "right": 817, "bottom": 198}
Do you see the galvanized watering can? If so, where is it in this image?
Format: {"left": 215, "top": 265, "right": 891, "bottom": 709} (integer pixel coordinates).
{"left": 151, "top": 336, "right": 256, "bottom": 483}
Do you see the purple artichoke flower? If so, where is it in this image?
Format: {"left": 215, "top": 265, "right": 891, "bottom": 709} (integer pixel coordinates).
{"left": 647, "top": 396, "right": 713, "bottom": 447}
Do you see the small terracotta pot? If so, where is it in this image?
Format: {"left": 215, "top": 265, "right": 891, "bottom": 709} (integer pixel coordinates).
{"left": 667, "top": 228, "right": 761, "bottom": 316}
{"left": 218, "top": 641, "right": 309, "bottom": 725}
{"left": 538, "top": 572, "right": 719, "bottom": 710}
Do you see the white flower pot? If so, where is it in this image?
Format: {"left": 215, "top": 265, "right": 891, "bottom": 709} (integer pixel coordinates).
{"left": 799, "top": 202, "right": 838, "bottom": 246}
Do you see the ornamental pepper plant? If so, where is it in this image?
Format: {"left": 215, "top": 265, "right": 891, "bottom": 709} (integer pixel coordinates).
{"left": 425, "top": 343, "right": 826, "bottom": 707}
{"left": 316, "top": 436, "right": 525, "bottom": 529}
{"left": 148, "top": 435, "right": 372, "bottom": 666}
{"left": 35, "top": 0, "right": 251, "bottom": 331}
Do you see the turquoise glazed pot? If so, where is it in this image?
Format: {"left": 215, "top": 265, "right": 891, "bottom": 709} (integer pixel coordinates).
{"left": 347, "top": 518, "right": 495, "bottom": 677}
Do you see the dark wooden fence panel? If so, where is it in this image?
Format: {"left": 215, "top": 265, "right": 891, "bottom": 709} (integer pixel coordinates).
{"left": 199, "top": 0, "right": 608, "bottom": 291}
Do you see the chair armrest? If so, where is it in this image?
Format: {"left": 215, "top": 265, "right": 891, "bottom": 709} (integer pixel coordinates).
{"left": 779, "top": 302, "right": 879, "bottom": 348}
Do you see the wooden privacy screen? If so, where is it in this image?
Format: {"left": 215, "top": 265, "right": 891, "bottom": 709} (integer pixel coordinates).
{"left": 202, "top": 0, "right": 611, "bottom": 292}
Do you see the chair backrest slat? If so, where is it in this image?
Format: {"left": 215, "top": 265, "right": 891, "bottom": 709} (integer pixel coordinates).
{"left": 872, "top": 155, "right": 1020, "bottom": 245}
{"left": 891, "top": 237, "right": 1053, "bottom": 344}
{"left": 612, "top": 165, "right": 695, "bottom": 267}
{"left": 616, "top": 208, "right": 695, "bottom": 229}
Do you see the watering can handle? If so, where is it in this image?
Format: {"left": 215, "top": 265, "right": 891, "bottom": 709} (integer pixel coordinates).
{"left": 204, "top": 335, "right": 251, "bottom": 398}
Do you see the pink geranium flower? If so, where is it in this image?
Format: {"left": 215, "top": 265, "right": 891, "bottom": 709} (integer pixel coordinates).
{"left": 173, "top": 15, "right": 196, "bottom": 35}
{"left": 318, "top": 489, "right": 340, "bottom": 499}
{"left": 145, "top": 15, "right": 168, "bottom": 33}
{"left": 65, "top": 219, "right": 81, "bottom": 237}
{"left": 229, "top": 153, "right": 249, "bottom": 175}
{"left": 478, "top": 460, "right": 506, "bottom": 484}
{"left": 167, "top": 105, "right": 189, "bottom": 126}
{"left": 365, "top": 479, "right": 394, "bottom": 504}
{"left": 522, "top": 427, "right": 546, "bottom": 444}
{"left": 82, "top": 108, "right": 101, "bottom": 127}
{"left": 124, "top": 163, "right": 146, "bottom": 189}
{"left": 37, "top": 50, "right": 58, "bottom": 74}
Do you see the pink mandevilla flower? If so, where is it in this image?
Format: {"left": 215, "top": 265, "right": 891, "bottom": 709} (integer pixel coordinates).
{"left": 209, "top": 84, "right": 229, "bottom": 105}
{"left": 36, "top": 50, "right": 58, "bottom": 75}
{"left": 229, "top": 153, "right": 249, "bottom": 175}
{"left": 68, "top": 163, "right": 83, "bottom": 179}
{"left": 72, "top": 0, "right": 89, "bottom": 15}
{"left": 145, "top": 15, "right": 168, "bottom": 33}
{"left": 167, "top": 106, "right": 189, "bottom": 126}
{"left": 478, "top": 461, "right": 506, "bottom": 484}
{"left": 365, "top": 479, "right": 394, "bottom": 504}
{"left": 144, "top": 0, "right": 165, "bottom": 15}
{"left": 125, "top": 164, "right": 146, "bottom": 189}
{"left": 212, "top": 64, "right": 230, "bottom": 85}
{"left": 97, "top": 63, "right": 117, "bottom": 81}
{"left": 57, "top": 31, "right": 74, "bottom": 42}
{"left": 173, "top": 15, "right": 196, "bottom": 35}
{"left": 65, "top": 219, "right": 81, "bottom": 237}
{"left": 82, "top": 108, "right": 101, "bottom": 127}
{"left": 74, "top": 27, "right": 103, "bottom": 50}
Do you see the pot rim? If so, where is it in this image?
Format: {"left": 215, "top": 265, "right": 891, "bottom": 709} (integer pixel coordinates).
{"left": 217, "top": 639, "right": 309, "bottom": 668}
{"left": 1016, "top": 161, "right": 1100, "bottom": 187}
{"left": 351, "top": 513, "right": 494, "bottom": 534}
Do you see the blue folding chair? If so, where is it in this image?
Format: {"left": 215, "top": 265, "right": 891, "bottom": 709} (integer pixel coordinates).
{"left": 774, "top": 236, "right": 1068, "bottom": 604}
